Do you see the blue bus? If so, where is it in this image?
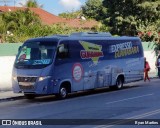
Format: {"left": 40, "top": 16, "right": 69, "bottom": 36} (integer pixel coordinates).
{"left": 12, "top": 32, "right": 144, "bottom": 99}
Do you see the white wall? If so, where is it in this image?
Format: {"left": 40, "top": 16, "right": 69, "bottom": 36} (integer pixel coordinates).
{"left": 0, "top": 56, "right": 15, "bottom": 91}
{"left": 144, "top": 51, "right": 157, "bottom": 77}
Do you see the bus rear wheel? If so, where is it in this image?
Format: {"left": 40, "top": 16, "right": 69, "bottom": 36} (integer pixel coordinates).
{"left": 115, "top": 77, "right": 123, "bottom": 89}
{"left": 109, "top": 77, "right": 123, "bottom": 90}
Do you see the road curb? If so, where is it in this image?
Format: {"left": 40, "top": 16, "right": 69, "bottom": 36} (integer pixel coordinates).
{"left": 0, "top": 95, "right": 24, "bottom": 102}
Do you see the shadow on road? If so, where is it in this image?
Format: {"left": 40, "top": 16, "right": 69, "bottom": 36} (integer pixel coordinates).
{"left": 27, "top": 85, "right": 140, "bottom": 103}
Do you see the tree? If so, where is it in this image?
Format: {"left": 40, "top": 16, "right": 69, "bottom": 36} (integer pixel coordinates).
{"left": 102, "top": 0, "right": 160, "bottom": 37}
{"left": 82, "top": 0, "right": 106, "bottom": 21}
{"left": 59, "top": 10, "right": 82, "bottom": 19}
{"left": 0, "top": 9, "right": 92, "bottom": 43}
{"left": 0, "top": 14, "right": 6, "bottom": 43}
{"left": 1, "top": 9, "right": 42, "bottom": 42}
{"left": 2, "top": 9, "right": 41, "bottom": 29}
{"left": 19, "top": 0, "right": 43, "bottom": 8}
{"left": 82, "top": 0, "right": 160, "bottom": 51}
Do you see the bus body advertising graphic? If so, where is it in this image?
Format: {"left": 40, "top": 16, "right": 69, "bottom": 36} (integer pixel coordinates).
{"left": 80, "top": 41, "right": 104, "bottom": 64}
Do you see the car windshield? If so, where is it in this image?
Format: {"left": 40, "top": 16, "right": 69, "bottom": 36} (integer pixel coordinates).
{"left": 15, "top": 40, "right": 57, "bottom": 69}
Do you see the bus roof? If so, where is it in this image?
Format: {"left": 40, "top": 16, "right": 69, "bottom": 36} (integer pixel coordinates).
{"left": 26, "top": 32, "right": 141, "bottom": 42}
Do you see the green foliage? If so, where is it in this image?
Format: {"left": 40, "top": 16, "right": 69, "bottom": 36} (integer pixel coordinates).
{"left": 26, "top": 0, "right": 39, "bottom": 7}
{"left": 83, "top": 0, "right": 159, "bottom": 37}
{"left": 0, "top": 9, "right": 93, "bottom": 43}
{"left": 0, "top": 15, "right": 4, "bottom": 31}
{"left": 136, "top": 0, "right": 160, "bottom": 51}
{"left": 20, "top": 0, "right": 43, "bottom": 8}
{"left": 0, "top": 9, "right": 42, "bottom": 43}
{"left": 2, "top": 0, "right": 159, "bottom": 53}
{"left": 59, "top": 10, "right": 82, "bottom": 19}
{"left": 82, "top": 0, "right": 160, "bottom": 51}
{"left": 102, "top": 0, "right": 160, "bottom": 37}
{"left": 82, "top": 0, "right": 106, "bottom": 20}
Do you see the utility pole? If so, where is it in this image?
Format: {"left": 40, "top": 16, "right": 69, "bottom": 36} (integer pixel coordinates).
{"left": 14, "top": 0, "right": 15, "bottom": 7}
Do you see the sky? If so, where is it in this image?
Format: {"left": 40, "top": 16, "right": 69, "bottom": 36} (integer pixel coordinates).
{"left": 0, "top": 0, "right": 87, "bottom": 16}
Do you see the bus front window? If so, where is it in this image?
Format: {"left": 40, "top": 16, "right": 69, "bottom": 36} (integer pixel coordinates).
{"left": 15, "top": 41, "right": 57, "bottom": 69}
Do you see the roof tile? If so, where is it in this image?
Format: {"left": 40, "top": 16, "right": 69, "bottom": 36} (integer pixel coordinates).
{"left": 0, "top": 6, "right": 98, "bottom": 28}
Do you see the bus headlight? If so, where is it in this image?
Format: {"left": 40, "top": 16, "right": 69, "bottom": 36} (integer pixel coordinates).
{"left": 12, "top": 75, "right": 17, "bottom": 81}
{"left": 38, "top": 76, "right": 51, "bottom": 82}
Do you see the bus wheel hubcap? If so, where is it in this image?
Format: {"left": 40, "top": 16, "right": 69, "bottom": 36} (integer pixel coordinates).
{"left": 60, "top": 88, "right": 67, "bottom": 98}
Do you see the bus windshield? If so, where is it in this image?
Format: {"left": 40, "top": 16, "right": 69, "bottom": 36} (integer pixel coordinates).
{"left": 15, "top": 41, "right": 57, "bottom": 69}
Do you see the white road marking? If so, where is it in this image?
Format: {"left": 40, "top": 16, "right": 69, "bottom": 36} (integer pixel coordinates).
{"left": 129, "top": 108, "right": 160, "bottom": 119}
{"left": 105, "top": 93, "right": 153, "bottom": 105}
{"left": 92, "top": 93, "right": 156, "bottom": 128}
{"left": 93, "top": 108, "right": 160, "bottom": 128}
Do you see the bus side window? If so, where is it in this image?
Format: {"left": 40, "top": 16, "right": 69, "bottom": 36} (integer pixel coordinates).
{"left": 57, "top": 44, "right": 69, "bottom": 59}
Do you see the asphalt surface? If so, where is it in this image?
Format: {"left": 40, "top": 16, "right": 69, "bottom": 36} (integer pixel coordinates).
{"left": 0, "top": 79, "right": 160, "bottom": 128}
{"left": 0, "top": 91, "right": 24, "bottom": 101}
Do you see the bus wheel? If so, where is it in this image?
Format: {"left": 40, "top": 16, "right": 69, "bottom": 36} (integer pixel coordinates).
{"left": 115, "top": 77, "right": 123, "bottom": 89}
{"left": 24, "top": 94, "right": 35, "bottom": 99}
{"left": 110, "top": 77, "right": 124, "bottom": 90}
{"left": 59, "top": 86, "right": 68, "bottom": 99}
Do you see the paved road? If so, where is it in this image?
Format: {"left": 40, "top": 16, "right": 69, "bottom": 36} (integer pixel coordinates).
{"left": 0, "top": 79, "right": 160, "bottom": 128}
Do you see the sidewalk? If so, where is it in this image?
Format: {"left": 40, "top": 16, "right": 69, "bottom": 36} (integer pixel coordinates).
{"left": 0, "top": 91, "right": 24, "bottom": 101}
{"left": 0, "top": 75, "right": 158, "bottom": 101}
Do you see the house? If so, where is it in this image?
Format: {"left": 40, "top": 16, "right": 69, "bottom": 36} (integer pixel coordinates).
{"left": 0, "top": 6, "right": 98, "bottom": 29}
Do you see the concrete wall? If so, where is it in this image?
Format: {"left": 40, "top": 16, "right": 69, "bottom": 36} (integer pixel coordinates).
{"left": 0, "top": 43, "right": 20, "bottom": 91}
{"left": 144, "top": 51, "right": 157, "bottom": 77}
{"left": 142, "top": 42, "right": 158, "bottom": 77}
{"left": 0, "top": 56, "right": 15, "bottom": 91}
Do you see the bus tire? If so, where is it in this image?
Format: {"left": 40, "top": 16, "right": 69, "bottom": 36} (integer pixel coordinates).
{"left": 58, "top": 86, "right": 68, "bottom": 99}
{"left": 115, "top": 77, "right": 123, "bottom": 89}
{"left": 109, "top": 76, "right": 124, "bottom": 90}
{"left": 24, "top": 94, "right": 35, "bottom": 99}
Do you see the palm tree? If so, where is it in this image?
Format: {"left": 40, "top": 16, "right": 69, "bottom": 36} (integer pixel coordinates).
{"left": 19, "top": 0, "right": 43, "bottom": 8}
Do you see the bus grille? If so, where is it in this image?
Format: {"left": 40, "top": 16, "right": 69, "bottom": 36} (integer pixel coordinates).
{"left": 17, "top": 77, "right": 37, "bottom": 82}
{"left": 19, "top": 85, "right": 34, "bottom": 90}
